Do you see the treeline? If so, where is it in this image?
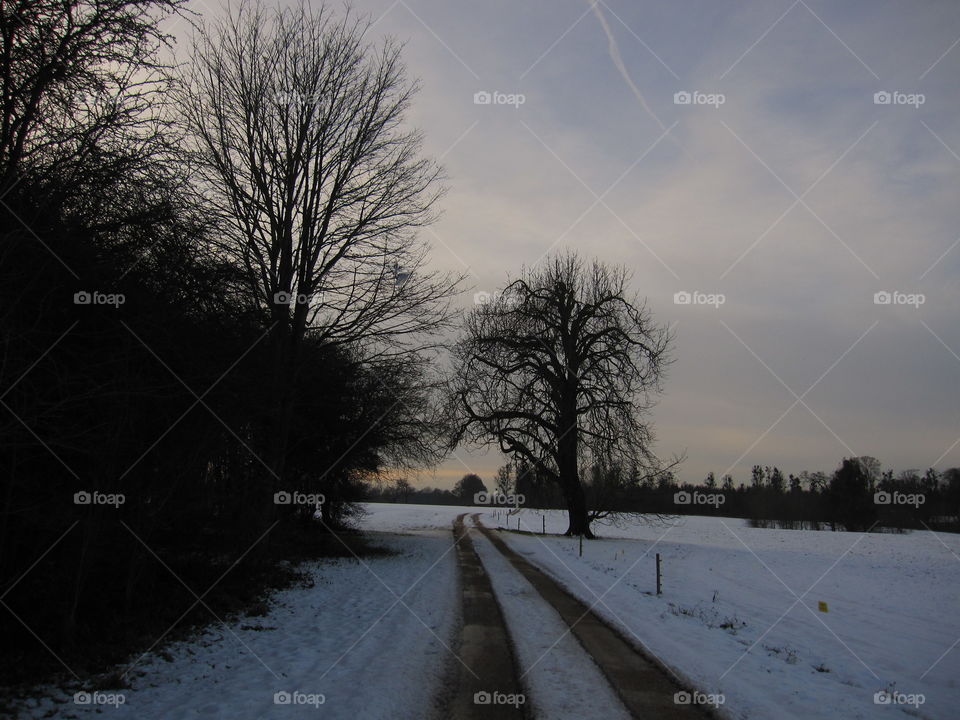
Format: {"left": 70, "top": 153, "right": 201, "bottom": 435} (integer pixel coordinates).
{"left": 628, "top": 460, "right": 959, "bottom": 532}
{"left": 1, "top": 0, "right": 455, "bottom": 688}
{"left": 378, "top": 459, "right": 960, "bottom": 534}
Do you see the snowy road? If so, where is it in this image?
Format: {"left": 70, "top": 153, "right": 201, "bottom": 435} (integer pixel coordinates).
{"left": 14, "top": 503, "right": 960, "bottom": 720}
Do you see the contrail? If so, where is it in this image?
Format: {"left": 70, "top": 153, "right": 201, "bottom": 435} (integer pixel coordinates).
{"left": 587, "top": 1, "right": 685, "bottom": 152}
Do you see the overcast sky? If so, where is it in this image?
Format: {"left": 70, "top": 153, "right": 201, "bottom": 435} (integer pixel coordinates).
{"left": 182, "top": 1, "right": 960, "bottom": 488}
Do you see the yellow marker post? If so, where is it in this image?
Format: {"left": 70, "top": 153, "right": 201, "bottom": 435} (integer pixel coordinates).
{"left": 818, "top": 601, "right": 829, "bottom": 613}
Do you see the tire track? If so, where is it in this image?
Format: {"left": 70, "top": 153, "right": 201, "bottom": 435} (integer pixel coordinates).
{"left": 471, "top": 514, "right": 714, "bottom": 720}
{"left": 446, "top": 514, "right": 527, "bottom": 719}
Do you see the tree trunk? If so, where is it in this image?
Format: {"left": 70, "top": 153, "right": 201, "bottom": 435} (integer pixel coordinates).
{"left": 557, "top": 391, "right": 593, "bottom": 538}
{"left": 562, "top": 479, "right": 594, "bottom": 538}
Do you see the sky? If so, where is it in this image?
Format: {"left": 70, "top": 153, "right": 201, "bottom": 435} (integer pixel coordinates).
{"left": 176, "top": 0, "right": 960, "bottom": 488}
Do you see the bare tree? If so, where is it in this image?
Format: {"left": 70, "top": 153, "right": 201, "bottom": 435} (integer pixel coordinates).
{"left": 179, "top": 0, "right": 461, "bottom": 484}
{"left": 450, "top": 251, "right": 673, "bottom": 537}
{"left": 494, "top": 462, "right": 513, "bottom": 496}
{"left": 0, "top": 0, "right": 184, "bottom": 192}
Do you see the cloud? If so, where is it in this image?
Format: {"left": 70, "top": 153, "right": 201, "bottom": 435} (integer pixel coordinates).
{"left": 323, "top": 0, "right": 960, "bottom": 485}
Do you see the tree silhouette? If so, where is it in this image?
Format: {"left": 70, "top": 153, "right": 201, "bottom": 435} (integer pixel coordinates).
{"left": 179, "top": 0, "right": 461, "bottom": 494}
{"left": 450, "top": 251, "right": 673, "bottom": 537}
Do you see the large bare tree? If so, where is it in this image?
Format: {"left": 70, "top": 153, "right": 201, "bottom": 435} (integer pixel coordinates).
{"left": 179, "top": 1, "right": 461, "bottom": 484}
{"left": 450, "top": 252, "right": 673, "bottom": 537}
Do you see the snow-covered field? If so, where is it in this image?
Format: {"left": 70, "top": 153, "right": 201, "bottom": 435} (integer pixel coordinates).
{"left": 482, "top": 507, "right": 960, "bottom": 720}
{"left": 19, "top": 530, "right": 459, "bottom": 720}
{"left": 14, "top": 502, "right": 959, "bottom": 720}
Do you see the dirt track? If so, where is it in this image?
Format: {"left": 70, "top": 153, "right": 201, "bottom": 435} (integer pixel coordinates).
{"left": 446, "top": 512, "right": 715, "bottom": 719}
{"left": 471, "top": 514, "right": 711, "bottom": 719}
{"left": 445, "top": 514, "right": 527, "bottom": 718}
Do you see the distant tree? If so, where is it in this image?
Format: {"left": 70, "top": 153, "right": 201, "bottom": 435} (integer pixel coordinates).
{"left": 944, "top": 468, "right": 960, "bottom": 516}
{"left": 453, "top": 473, "right": 486, "bottom": 502}
{"left": 751, "top": 465, "right": 764, "bottom": 488}
{"left": 826, "top": 458, "right": 877, "bottom": 531}
{"left": 789, "top": 474, "right": 802, "bottom": 493}
{"left": 393, "top": 478, "right": 413, "bottom": 503}
{"left": 770, "top": 467, "right": 785, "bottom": 494}
{"left": 494, "top": 464, "right": 513, "bottom": 496}
{"left": 450, "top": 251, "right": 674, "bottom": 537}
{"left": 808, "top": 471, "right": 829, "bottom": 493}
{"left": 704, "top": 472, "right": 716, "bottom": 489}
{"left": 855, "top": 456, "right": 882, "bottom": 490}
{"left": 658, "top": 471, "right": 676, "bottom": 491}
{"left": 923, "top": 468, "right": 940, "bottom": 493}
{"left": 722, "top": 475, "right": 734, "bottom": 491}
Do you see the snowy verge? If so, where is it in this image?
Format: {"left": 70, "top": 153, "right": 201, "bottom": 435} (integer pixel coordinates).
{"left": 18, "top": 532, "right": 459, "bottom": 720}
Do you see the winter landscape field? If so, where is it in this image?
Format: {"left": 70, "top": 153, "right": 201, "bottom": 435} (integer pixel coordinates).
{"left": 3, "top": 0, "right": 960, "bottom": 718}
{"left": 13, "top": 503, "right": 959, "bottom": 719}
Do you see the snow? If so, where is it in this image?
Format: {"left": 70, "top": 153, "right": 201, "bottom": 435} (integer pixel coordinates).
{"left": 20, "top": 530, "right": 458, "bottom": 720}
{"left": 14, "top": 502, "right": 960, "bottom": 720}
{"left": 485, "top": 508, "right": 960, "bottom": 720}
{"left": 470, "top": 529, "right": 633, "bottom": 720}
